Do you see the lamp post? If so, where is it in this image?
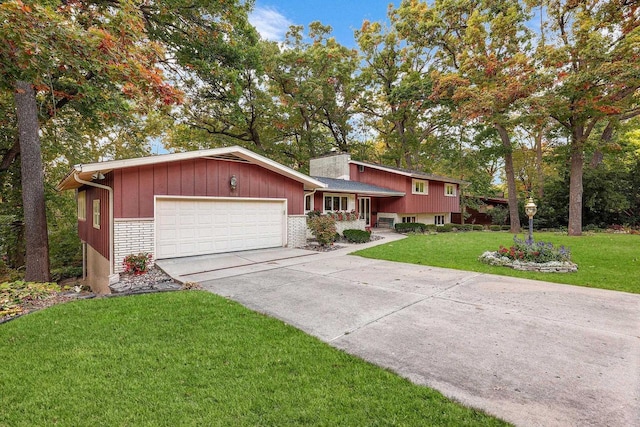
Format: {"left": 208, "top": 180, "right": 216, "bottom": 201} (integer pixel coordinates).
{"left": 524, "top": 196, "right": 537, "bottom": 242}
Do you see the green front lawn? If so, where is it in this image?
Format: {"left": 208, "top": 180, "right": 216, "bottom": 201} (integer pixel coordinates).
{"left": 355, "top": 232, "right": 640, "bottom": 294}
{"left": 0, "top": 291, "right": 507, "bottom": 426}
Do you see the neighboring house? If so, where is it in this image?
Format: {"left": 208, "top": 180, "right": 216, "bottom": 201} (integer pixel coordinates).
{"left": 57, "top": 146, "right": 325, "bottom": 293}
{"left": 308, "top": 153, "right": 464, "bottom": 228}
{"left": 451, "top": 196, "right": 509, "bottom": 226}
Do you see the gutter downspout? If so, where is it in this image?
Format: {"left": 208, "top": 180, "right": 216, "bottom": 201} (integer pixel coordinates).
{"left": 304, "top": 188, "right": 317, "bottom": 210}
{"left": 73, "top": 172, "right": 118, "bottom": 285}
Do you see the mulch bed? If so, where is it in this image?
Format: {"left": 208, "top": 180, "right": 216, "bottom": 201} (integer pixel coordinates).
{"left": 1, "top": 267, "right": 188, "bottom": 325}
{"left": 303, "top": 234, "right": 384, "bottom": 252}
{"left": 0, "top": 292, "right": 90, "bottom": 325}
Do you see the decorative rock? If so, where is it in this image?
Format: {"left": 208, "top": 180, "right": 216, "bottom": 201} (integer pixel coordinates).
{"left": 479, "top": 251, "right": 578, "bottom": 273}
{"left": 110, "top": 267, "right": 182, "bottom": 294}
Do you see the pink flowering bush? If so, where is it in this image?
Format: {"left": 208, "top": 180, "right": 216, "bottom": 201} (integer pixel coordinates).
{"left": 123, "top": 253, "right": 152, "bottom": 275}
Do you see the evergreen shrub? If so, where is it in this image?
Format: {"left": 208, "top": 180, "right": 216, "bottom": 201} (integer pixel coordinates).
{"left": 343, "top": 229, "right": 371, "bottom": 243}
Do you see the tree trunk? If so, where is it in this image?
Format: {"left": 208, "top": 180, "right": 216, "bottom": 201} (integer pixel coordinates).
{"left": 14, "top": 80, "right": 50, "bottom": 282}
{"left": 495, "top": 123, "right": 521, "bottom": 233}
{"left": 534, "top": 130, "right": 544, "bottom": 199}
{"left": 568, "top": 137, "right": 584, "bottom": 236}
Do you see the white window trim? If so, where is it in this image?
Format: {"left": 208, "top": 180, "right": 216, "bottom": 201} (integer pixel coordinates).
{"left": 445, "top": 183, "right": 457, "bottom": 197}
{"left": 323, "top": 193, "right": 353, "bottom": 212}
{"left": 92, "top": 199, "right": 101, "bottom": 229}
{"left": 304, "top": 194, "right": 314, "bottom": 213}
{"left": 77, "top": 190, "right": 86, "bottom": 221}
{"left": 412, "top": 179, "right": 428, "bottom": 195}
{"left": 435, "top": 214, "right": 445, "bottom": 225}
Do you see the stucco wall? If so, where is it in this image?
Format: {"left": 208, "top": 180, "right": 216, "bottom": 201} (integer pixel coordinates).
{"left": 309, "top": 154, "right": 351, "bottom": 180}
{"left": 85, "top": 244, "right": 111, "bottom": 294}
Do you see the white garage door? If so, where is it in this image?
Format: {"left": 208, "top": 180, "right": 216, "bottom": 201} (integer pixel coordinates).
{"left": 156, "top": 198, "right": 286, "bottom": 259}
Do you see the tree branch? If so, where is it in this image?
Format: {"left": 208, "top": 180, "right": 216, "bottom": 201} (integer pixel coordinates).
{"left": 0, "top": 139, "right": 20, "bottom": 172}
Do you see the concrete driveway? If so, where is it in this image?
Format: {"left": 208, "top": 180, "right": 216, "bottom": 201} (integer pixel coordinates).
{"left": 157, "top": 240, "right": 640, "bottom": 426}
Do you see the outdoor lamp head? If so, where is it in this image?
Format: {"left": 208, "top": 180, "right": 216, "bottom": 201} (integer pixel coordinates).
{"left": 525, "top": 197, "right": 537, "bottom": 219}
{"left": 230, "top": 174, "right": 237, "bottom": 190}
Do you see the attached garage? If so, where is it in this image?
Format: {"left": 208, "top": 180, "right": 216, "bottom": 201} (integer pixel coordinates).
{"left": 56, "top": 146, "right": 326, "bottom": 293}
{"left": 155, "top": 197, "right": 286, "bottom": 259}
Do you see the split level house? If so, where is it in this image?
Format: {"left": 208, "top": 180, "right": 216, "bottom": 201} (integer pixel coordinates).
{"left": 308, "top": 153, "right": 464, "bottom": 229}
{"left": 57, "top": 147, "right": 463, "bottom": 292}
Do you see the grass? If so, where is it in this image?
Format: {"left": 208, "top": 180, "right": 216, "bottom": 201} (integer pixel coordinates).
{"left": 354, "top": 232, "right": 640, "bottom": 294}
{"left": 0, "top": 291, "right": 507, "bottom": 426}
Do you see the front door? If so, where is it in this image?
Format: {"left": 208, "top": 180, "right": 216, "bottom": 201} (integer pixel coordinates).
{"left": 359, "top": 197, "right": 371, "bottom": 226}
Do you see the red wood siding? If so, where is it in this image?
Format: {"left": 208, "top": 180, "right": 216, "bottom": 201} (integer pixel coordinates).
{"left": 313, "top": 192, "right": 323, "bottom": 211}
{"left": 77, "top": 174, "right": 111, "bottom": 260}
{"left": 350, "top": 164, "right": 460, "bottom": 214}
{"left": 113, "top": 158, "right": 305, "bottom": 218}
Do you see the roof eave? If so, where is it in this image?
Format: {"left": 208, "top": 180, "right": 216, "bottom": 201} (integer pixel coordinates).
{"left": 56, "top": 146, "right": 326, "bottom": 192}
{"left": 349, "top": 160, "right": 467, "bottom": 185}
{"left": 318, "top": 187, "right": 405, "bottom": 197}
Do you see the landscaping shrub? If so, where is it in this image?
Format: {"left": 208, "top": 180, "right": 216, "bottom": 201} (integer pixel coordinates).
{"left": 457, "top": 224, "right": 473, "bottom": 231}
{"left": 436, "top": 224, "right": 453, "bottom": 232}
{"left": 489, "top": 225, "right": 501, "bottom": 231}
{"left": 395, "top": 222, "right": 426, "bottom": 233}
{"left": 50, "top": 266, "right": 83, "bottom": 282}
{"left": 48, "top": 224, "right": 82, "bottom": 270}
{"left": 123, "top": 253, "right": 152, "bottom": 275}
{"left": 500, "top": 225, "right": 511, "bottom": 231}
{"left": 425, "top": 224, "right": 437, "bottom": 232}
{"left": 583, "top": 224, "right": 603, "bottom": 233}
{"left": 343, "top": 229, "right": 371, "bottom": 243}
{"left": 306, "top": 209, "right": 322, "bottom": 219}
{"left": 487, "top": 205, "right": 509, "bottom": 226}
{"left": 308, "top": 215, "right": 337, "bottom": 246}
{"left": 472, "top": 225, "right": 484, "bottom": 231}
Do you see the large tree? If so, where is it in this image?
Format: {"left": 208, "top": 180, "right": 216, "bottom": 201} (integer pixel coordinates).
{"left": 356, "top": 17, "right": 445, "bottom": 170}
{"left": 265, "top": 22, "right": 360, "bottom": 166}
{"left": 0, "top": 0, "right": 255, "bottom": 281}
{"left": 395, "top": 0, "right": 539, "bottom": 233}
{"left": 533, "top": 0, "right": 640, "bottom": 235}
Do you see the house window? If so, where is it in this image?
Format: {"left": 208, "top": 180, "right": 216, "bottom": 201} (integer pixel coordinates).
{"left": 305, "top": 194, "right": 314, "bottom": 212}
{"left": 324, "top": 195, "right": 349, "bottom": 211}
{"left": 445, "top": 183, "right": 456, "bottom": 197}
{"left": 412, "top": 179, "right": 428, "bottom": 195}
{"left": 92, "top": 199, "right": 101, "bottom": 229}
{"left": 435, "top": 215, "right": 445, "bottom": 225}
{"left": 402, "top": 216, "right": 416, "bottom": 223}
{"left": 77, "top": 191, "right": 86, "bottom": 221}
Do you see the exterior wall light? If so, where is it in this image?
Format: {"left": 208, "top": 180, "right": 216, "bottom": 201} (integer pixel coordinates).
{"left": 230, "top": 175, "right": 237, "bottom": 191}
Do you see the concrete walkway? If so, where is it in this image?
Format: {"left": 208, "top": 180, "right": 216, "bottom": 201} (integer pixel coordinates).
{"left": 156, "top": 232, "right": 640, "bottom": 427}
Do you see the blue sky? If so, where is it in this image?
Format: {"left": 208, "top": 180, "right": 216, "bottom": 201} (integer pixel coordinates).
{"left": 249, "top": 1, "right": 399, "bottom": 46}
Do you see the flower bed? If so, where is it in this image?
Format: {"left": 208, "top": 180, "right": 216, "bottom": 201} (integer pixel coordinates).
{"left": 479, "top": 235, "right": 578, "bottom": 273}
{"left": 478, "top": 251, "right": 578, "bottom": 272}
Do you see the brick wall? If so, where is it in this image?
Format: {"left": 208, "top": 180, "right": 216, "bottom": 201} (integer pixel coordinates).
{"left": 287, "top": 215, "right": 307, "bottom": 248}
{"left": 114, "top": 218, "right": 154, "bottom": 273}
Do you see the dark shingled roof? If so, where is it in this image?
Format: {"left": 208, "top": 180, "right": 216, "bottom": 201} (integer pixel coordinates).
{"left": 313, "top": 177, "right": 405, "bottom": 197}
